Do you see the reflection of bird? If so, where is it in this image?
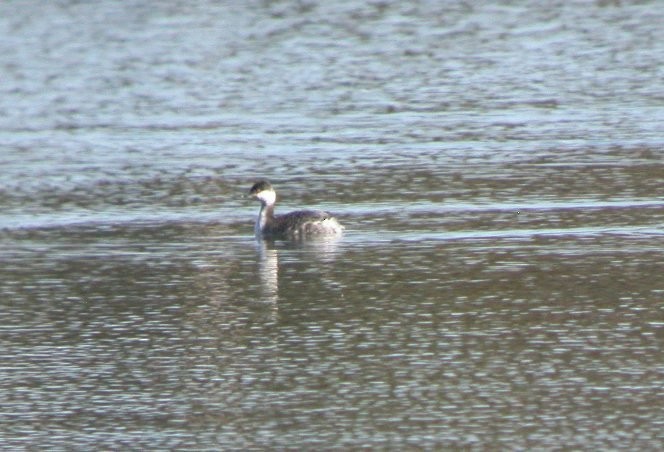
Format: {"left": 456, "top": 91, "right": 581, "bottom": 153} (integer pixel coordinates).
{"left": 249, "top": 180, "right": 344, "bottom": 239}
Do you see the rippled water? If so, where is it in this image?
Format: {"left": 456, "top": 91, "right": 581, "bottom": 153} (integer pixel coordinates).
{"left": 1, "top": 1, "right": 663, "bottom": 449}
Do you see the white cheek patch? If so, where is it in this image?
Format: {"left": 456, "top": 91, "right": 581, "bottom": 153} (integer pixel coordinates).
{"left": 257, "top": 190, "right": 276, "bottom": 205}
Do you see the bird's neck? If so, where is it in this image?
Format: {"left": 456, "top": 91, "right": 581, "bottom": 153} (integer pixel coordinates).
{"left": 256, "top": 201, "right": 276, "bottom": 235}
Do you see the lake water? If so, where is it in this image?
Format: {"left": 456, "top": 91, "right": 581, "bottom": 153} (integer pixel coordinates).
{"left": 1, "top": 1, "right": 663, "bottom": 449}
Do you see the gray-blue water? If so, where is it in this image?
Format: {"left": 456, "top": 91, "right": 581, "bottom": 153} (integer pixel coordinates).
{"left": 1, "top": 1, "right": 663, "bottom": 449}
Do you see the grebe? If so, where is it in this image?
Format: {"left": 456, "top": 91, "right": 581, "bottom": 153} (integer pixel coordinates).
{"left": 249, "top": 180, "right": 344, "bottom": 238}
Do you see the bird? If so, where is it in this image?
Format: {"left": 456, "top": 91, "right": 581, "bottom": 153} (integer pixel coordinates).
{"left": 249, "top": 180, "right": 344, "bottom": 239}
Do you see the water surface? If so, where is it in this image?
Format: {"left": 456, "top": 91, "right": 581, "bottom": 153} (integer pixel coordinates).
{"left": 1, "top": 1, "right": 663, "bottom": 449}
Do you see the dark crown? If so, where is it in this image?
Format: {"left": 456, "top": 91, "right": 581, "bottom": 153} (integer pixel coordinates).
{"left": 249, "top": 180, "right": 273, "bottom": 194}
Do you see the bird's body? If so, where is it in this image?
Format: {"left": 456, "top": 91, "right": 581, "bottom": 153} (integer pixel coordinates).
{"left": 249, "top": 181, "right": 344, "bottom": 239}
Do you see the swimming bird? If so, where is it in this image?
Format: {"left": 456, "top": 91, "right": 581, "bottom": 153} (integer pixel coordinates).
{"left": 249, "top": 180, "right": 344, "bottom": 239}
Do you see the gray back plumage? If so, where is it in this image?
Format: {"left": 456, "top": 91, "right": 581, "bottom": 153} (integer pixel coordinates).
{"left": 265, "top": 209, "right": 343, "bottom": 237}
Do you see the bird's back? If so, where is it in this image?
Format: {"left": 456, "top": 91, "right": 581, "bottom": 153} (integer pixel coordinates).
{"left": 269, "top": 209, "right": 344, "bottom": 237}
